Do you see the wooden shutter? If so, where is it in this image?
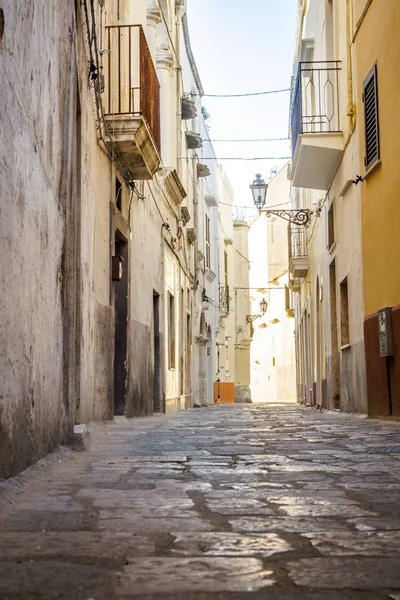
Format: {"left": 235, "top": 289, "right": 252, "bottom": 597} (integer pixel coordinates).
{"left": 363, "top": 63, "right": 380, "bottom": 170}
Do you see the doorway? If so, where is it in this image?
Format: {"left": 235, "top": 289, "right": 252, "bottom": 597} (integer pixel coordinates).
{"left": 113, "top": 231, "right": 128, "bottom": 416}
{"left": 305, "top": 306, "right": 313, "bottom": 406}
{"left": 153, "top": 292, "right": 161, "bottom": 412}
{"left": 329, "top": 260, "right": 340, "bottom": 408}
{"left": 316, "top": 276, "right": 322, "bottom": 407}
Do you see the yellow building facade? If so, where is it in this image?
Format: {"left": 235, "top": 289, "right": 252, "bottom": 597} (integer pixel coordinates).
{"left": 355, "top": 0, "right": 400, "bottom": 415}
{"left": 289, "top": 0, "right": 400, "bottom": 416}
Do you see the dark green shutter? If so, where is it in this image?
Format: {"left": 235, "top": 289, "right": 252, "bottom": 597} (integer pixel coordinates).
{"left": 363, "top": 63, "right": 380, "bottom": 170}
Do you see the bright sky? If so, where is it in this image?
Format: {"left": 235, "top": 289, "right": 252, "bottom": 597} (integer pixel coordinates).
{"left": 186, "top": 0, "right": 298, "bottom": 217}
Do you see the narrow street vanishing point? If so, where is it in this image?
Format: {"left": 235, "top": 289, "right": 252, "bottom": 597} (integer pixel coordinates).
{"left": 1, "top": 405, "right": 400, "bottom": 599}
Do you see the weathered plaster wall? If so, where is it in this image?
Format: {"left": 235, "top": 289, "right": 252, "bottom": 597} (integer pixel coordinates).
{"left": 0, "top": 1, "right": 75, "bottom": 476}
{"left": 325, "top": 131, "right": 367, "bottom": 413}
{"left": 75, "top": 5, "right": 115, "bottom": 424}
{"left": 128, "top": 186, "right": 165, "bottom": 416}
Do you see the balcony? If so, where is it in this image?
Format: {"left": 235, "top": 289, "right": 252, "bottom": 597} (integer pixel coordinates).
{"left": 219, "top": 284, "right": 230, "bottom": 316}
{"left": 290, "top": 61, "right": 343, "bottom": 190}
{"left": 288, "top": 226, "right": 308, "bottom": 279}
{"left": 104, "top": 25, "right": 161, "bottom": 180}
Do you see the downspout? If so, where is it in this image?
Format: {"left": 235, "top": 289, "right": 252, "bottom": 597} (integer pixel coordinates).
{"left": 175, "top": 6, "right": 183, "bottom": 177}
{"left": 295, "top": 0, "right": 308, "bottom": 62}
{"left": 346, "top": 0, "right": 356, "bottom": 134}
{"left": 192, "top": 154, "right": 199, "bottom": 408}
{"left": 193, "top": 154, "right": 200, "bottom": 291}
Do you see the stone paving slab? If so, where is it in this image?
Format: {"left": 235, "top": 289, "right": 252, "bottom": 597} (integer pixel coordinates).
{"left": 287, "top": 557, "right": 400, "bottom": 589}
{"left": 303, "top": 531, "right": 400, "bottom": 556}
{"left": 117, "top": 557, "right": 275, "bottom": 594}
{"left": 170, "top": 532, "right": 293, "bottom": 556}
{"left": 0, "top": 531, "right": 155, "bottom": 558}
{"left": 1, "top": 404, "right": 400, "bottom": 599}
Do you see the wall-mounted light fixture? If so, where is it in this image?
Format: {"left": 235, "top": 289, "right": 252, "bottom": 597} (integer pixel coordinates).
{"left": 246, "top": 298, "right": 268, "bottom": 323}
{"left": 250, "top": 173, "right": 311, "bottom": 227}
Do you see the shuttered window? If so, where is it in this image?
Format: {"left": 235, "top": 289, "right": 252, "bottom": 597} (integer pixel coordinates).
{"left": 363, "top": 63, "right": 380, "bottom": 171}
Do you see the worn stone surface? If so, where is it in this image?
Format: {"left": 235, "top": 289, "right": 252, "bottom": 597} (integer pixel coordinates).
{"left": 1, "top": 404, "right": 400, "bottom": 598}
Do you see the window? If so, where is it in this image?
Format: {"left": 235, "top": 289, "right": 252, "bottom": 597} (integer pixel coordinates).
{"left": 328, "top": 202, "right": 335, "bottom": 250}
{"left": 168, "top": 292, "right": 175, "bottom": 369}
{"left": 224, "top": 251, "right": 228, "bottom": 287}
{"left": 363, "top": 63, "right": 380, "bottom": 171}
{"left": 205, "top": 215, "right": 211, "bottom": 269}
{"left": 115, "top": 177, "right": 122, "bottom": 211}
{"left": 340, "top": 277, "right": 350, "bottom": 347}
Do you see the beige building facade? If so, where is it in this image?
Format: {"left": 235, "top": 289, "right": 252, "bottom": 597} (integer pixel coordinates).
{"left": 289, "top": 0, "right": 367, "bottom": 411}
{"left": 249, "top": 167, "right": 296, "bottom": 404}
{"left": 0, "top": 0, "right": 237, "bottom": 478}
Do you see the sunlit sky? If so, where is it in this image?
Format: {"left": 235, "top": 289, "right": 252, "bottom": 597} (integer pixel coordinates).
{"left": 186, "top": 0, "right": 298, "bottom": 216}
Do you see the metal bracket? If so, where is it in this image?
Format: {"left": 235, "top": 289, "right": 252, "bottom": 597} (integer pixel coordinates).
{"left": 263, "top": 209, "right": 311, "bottom": 227}
{"left": 246, "top": 314, "right": 261, "bottom": 324}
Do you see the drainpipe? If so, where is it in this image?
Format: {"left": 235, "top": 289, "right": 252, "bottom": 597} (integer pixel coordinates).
{"left": 192, "top": 154, "right": 200, "bottom": 406}
{"left": 346, "top": 0, "right": 356, "bottom": 132}
{"left": 295, "top": 0, "right": 308, "bottom": 62}
{"left": 175, "top": 4, "right": 185, "bottom": 178}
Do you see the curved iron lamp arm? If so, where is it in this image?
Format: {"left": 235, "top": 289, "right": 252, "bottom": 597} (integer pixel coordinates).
{"left": 263, "top": 209, "right": 311, "bottom": 227}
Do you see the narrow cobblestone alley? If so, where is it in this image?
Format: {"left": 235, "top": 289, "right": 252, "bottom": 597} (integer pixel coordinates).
{"left": 1, "top": 405, "right": 400, "bottom": 599}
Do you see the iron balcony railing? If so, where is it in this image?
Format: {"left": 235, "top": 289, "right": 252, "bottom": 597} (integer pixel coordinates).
{"left": 288, "top": 226, "right": 307, "bottom": 260}
{"left": 104, "top": 24, "right": 161, "bottom": 153}
{"left": 219, "top": 284, "right": 230, "bottom": 314}
{"left": 290, "top": 60, "right": 341, "bottom": 157}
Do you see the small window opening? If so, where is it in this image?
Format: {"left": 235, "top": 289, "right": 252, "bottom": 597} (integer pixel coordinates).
{"left": 168, "top": 292, "right": 176, "bottom": 369}
{"left": 116, "top": 177, "right": 122, "bottom": 212}
{"left": 328, "top": 202, "right": 335, "bottom": 249}
{"left": 340, "top": 276, "right": 350, "bottom": 347}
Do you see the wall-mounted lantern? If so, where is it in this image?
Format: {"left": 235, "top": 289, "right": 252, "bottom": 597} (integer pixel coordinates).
{"left": 250, "top": 174, "right": 268, "bottom": 212}
{"left": 250, "top": 173, "right": 311, "bottom": 227}
{"left": 246, "top": 298, "right": 268, "bottom": 323}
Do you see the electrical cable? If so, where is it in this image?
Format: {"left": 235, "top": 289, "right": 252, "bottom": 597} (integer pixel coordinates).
{"left": 154, "top": 173, "right": 181, "bottom": 218}
{"left": 146, "top": 180, "right": 166, "bottom": 224}
{"left": 235, "top": 248, "right": 251, "bottom": 264}
{"left": 305, "top": 196, "right": 327, "bottom": 246}
{"left": 203, "top": 137, "right": 289, "bottom": 143}
{"left": 197, "top": 88, "right": 292, "bottom": 98}
{"left": 221, "top": 199, "right": 292, "bottom": 210}
{"left": 179, "top": 156, "right": 291, "bottom": 161}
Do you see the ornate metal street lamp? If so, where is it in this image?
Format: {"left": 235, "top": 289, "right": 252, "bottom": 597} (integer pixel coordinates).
{"left": 259, "top": 297, "right": 268, "bottom": 314}
{"left": 246, "top": 297, "right": 268, "bottom": 323}
{"left": 250, "top": 174, "right": 268, "bottom": 212}
{"left": 250, "top": 173, "right": 311, "bottom": 227}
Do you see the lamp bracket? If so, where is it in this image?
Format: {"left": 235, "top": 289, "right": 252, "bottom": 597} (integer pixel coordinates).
{"left": 263, "top": 208, "right": 311, "bottom": 227}
{"left": 246, "top": 314, "right": 261, "bottom": 324}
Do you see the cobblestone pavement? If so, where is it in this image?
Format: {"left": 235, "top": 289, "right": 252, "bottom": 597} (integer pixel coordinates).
{"left": 1, "top": 405, "right": 400, "bottom": 599}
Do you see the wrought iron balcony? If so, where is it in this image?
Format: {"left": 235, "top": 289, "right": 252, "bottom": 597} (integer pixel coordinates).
{"left": 290, "top": 61, "right": 343, "bottom": 190}
{"left": 104, "top": 25, "right": 161, "bottom": 180}
{"left": 219, "top": 284, "right": 230, "bottom": 316}
{"left": 288, "top": 225, "right": 308, "bottom": 279}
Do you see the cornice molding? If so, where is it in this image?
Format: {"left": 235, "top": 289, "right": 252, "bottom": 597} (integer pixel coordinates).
{"left": 146, "top": 6, "right": 162, "bottom": 28}
{"left": 156, "top": 44, "right": 174, "bottom": 70}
